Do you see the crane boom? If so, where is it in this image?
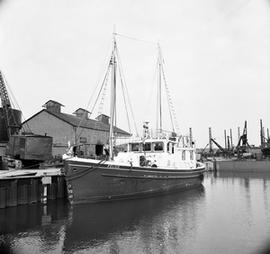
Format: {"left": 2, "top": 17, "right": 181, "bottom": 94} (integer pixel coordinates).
{"left": 0, "top": 70, "right": 11, "bottom": 108}
{"left": 0, "top": 70, "right": 20, "bottom": 139}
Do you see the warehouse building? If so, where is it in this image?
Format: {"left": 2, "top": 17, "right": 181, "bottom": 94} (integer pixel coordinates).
{"left": 21, "top": 100, "right": 130, "bottom": 157}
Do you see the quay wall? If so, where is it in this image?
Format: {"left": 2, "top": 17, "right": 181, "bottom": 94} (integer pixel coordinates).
{"left": 0, "top": 175, "right": 66, "bottom": 209}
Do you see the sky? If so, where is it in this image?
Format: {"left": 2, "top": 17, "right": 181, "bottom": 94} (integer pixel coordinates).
{"left": 0, "top": 0, "right": 269, "bottom": 147}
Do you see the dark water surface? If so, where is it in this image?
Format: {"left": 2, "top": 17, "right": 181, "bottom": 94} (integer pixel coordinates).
{"left": 1, "top": 173, "right": 270, "bottom": 254}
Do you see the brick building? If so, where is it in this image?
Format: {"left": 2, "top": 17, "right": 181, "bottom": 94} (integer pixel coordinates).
{"left": 21, "top": 100, "right": 130, "bottom": 157}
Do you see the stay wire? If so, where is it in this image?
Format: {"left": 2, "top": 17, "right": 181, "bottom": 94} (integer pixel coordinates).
{"left": 159, "top": 48, "right": 180, "bottom": 133}
{"left": 115, "top": 33, "right": 156, "bottom": 45}
{"left": 115, "top": 44, "right": 138, "bottom": 136}
{"left": 116, "top": 55, "right": 131, "bottom": 134}
{"left": 75, "top": 55, "right": 112, "bottom": 142}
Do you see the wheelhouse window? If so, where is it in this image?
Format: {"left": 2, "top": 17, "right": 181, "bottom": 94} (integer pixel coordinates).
{"left": 182, "top": 150, "right": 186, "bottom": 160}
{"left": 153, "top": 142, "right": 164, "bottom": 151}
{"left": 131, "top": 143, "right": 140, "bottom": 152}
{"left": 143, "top": 142, "right": 151, "bottom": 152}
{"left": 167, "top": 142, "right": 175, "bottom": 154}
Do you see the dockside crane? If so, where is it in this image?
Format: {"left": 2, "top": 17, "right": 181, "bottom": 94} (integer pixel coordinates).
{"left": 0, "top": 70, "right": 53, "bottom": 169}
{"left": 0, "top": 70, "right": 21, "bottom": 140}
{"left": 235, "top": 121, "right": 250, "bottom": 157}
{"left": 260, "top": 119, "right": 270, "bottom": 157}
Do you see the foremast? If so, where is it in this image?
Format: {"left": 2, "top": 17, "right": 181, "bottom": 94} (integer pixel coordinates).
{"left": 109, "top": 34, "right": 117, "bottom": 161}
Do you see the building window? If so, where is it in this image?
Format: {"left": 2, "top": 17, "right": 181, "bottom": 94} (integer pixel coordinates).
{"left": 154, "top": 142, "right": 164, "bottom": 151}
{"left": 95, "top": 144, "right": 103, "bottom": 156}
{"left": 79, "top": 137, "right": 87, "bottom": 144}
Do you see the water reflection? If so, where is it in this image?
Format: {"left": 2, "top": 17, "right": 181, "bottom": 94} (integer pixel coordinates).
{"left": 0, "top": 186, "right": 205, "bottom": 254}
{"left": 2, "top": 173, "right": 270, "bottom": 254}
{"left": 63, "top": 186, "right": 205, "bottom": 253}
{"left": 215, "top": 171, "right": 270, "bottom": 254}
{"left": 0, "top": 200, "right": 70, "bottom": 234}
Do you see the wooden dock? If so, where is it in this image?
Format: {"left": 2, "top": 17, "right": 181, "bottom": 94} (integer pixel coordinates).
{"left": 0, "top": 168, "right": 66, "bottom": 209}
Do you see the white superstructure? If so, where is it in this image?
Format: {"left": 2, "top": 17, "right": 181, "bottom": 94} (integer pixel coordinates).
{"left": 114, "top": 135, "right": 197, "bottom": 169}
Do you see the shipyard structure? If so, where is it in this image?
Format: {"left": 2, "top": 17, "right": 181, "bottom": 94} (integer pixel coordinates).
{"left": 21, "top": 100, "right": 130, "bottom": 158}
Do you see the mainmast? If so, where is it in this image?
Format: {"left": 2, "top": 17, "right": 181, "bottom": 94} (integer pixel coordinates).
{"left": 109, "top": 34, "right": 117, "bottom": 160}
{"left": 156, "top": 44, "right": 162, "bottom": 137}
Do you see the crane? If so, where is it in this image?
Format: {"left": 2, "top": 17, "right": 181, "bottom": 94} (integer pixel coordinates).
{"left": 235, "top": 121, "right": 250, "bottom": 154}
{"left": 0, "top": 70, "right": 21, "bottom": 139}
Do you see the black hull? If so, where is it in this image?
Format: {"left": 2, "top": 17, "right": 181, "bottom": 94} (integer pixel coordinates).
{"left": 64, "top": 160, "right": 205, "bottom": 204}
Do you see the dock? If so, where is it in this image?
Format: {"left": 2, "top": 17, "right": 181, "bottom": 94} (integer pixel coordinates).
{"left": 0, "top": 168, "right": 66, "bottom": 209}
{"left": 215, "top": 159, "right": 270, "bottom": 172}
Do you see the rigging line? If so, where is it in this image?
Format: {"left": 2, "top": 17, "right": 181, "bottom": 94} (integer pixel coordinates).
{"left": 117, "top": 56, "right": 131, "bottom": 133}
{"left": 157, "top": 45, "right": 175, "bottom": 132}
{"left": 115, "top": 46, "right": 131, "bottom": 133}
{"left": 159, "top": 49, "right": 179, "bottom": 133}
{"left": 158, "top": 46, "right": 162, "bottom": 132}
{"left": 97, "top": 71, "right": 109, "bottom": 115}
{"left": 115, "top": 44, "right": 138, "bottom": 136}
{"left": 161, "top": 63, "right": 175, "bottom": 133}
{"left": 145, "top": 57, "right": 158, "bottom": 116}
{"left": 115, "top": 33, "right": 156, "bottom": 45}
{"left": 76, "top": 57, "right": 112, "bottom": 142}
{"left": 155, "top": 57, "right": 160, "bottom": 135}
{"left": 76, "top": 36, "right": 113, "bottom": 124}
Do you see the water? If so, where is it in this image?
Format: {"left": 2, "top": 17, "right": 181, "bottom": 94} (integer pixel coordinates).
{"left": 1, "top": 172, "right": 270, "bottom": 254}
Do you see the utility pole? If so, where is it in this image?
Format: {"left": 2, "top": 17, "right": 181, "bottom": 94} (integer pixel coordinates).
{"left": 230, "top": 129, "right": 233, "bottom": 149}
{"left": 189, "top": 127, "right": 193, "bottom": 148}
{"left": 209, "top": 127, "right": 213, "bottom": 154}
{"left": 224, "top": 130, "right": 227, "bottom": 150}
{"left": 260, "top": 119, "right": 264, "bottom": 148}
{"left": 227, "top": 136, "right": 231, "bottom": 151}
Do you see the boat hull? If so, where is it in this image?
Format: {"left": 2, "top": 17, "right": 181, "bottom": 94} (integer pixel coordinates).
{"left": 64, "top": 159, "right": 205, "bottom": 204}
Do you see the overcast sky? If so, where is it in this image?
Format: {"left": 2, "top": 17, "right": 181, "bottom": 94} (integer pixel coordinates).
{"left": 0, "top": 0, "right": 269, "bottom": 147}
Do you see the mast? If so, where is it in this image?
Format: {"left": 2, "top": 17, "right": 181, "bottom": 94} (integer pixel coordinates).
{"left": 109, "top": 34, "right": 117, "bottom": 160}
{"left": 156, "top": 44, "right": 162, "bottom": 137}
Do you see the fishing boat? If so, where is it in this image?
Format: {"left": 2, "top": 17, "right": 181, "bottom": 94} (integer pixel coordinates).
{"left": 64, "top": 34, "right": 205, "bottom": 204}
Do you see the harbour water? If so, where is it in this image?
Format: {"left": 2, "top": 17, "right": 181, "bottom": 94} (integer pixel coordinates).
{"left": 1, "top": 172, "right": 270, "bottom": 254}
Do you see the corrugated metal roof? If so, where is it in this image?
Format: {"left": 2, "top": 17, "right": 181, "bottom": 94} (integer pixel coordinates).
{"left": 22, "top": 109, "right": 131, "bottom": 136}
{"left": 46, "top": 110, "right": 130, "bottom": 136}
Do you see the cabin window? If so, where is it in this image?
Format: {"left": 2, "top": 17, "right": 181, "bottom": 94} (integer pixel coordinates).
{"left": 190, "top": 151, "right": 194, "bottom": 160}
{"left": 154, "top": 142, "right": 164, "bottom": 151}
{"left": 182, "top": 150, "right": 186, "bottom": 160}
{"left": 143, "top": 142, "right": 151, "bottom": 152}
{"left": 167, "top": 142, "right": 175, "bottom": 154}
{"left": 131, "top": 143, "right": 140, "bottom": 152}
